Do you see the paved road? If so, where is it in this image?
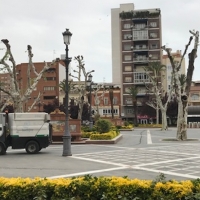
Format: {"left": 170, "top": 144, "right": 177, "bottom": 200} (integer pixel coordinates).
{"left": 1, "top": 128, "right": 200, "bottom": 181}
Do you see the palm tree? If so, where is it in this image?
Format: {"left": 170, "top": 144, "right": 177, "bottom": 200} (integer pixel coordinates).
{"left": 144, "top": 62, "right": 169, "bottom": 130}
{"left": 128, "top": 86, "right": 138, "bottom": 126}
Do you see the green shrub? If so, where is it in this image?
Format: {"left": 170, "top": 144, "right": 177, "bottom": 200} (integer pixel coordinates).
{"left": 0, "top": 176, "right": 199, "bottom": 200}
{"left": 81, "top": 132, "right": 92, "bottom": 138}
{"left": 81, "top": 125, "right": 97, "bottom": 132}
{"left": 116, "top": 125, "right": 122, "bottom": 129}
{"left": 95, "top": 119, "right": 111, "bottom": 133}
{"left": 124, "top": 121, "right": 129, "bottom": 126}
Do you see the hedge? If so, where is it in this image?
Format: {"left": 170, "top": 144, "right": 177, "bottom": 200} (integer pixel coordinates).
{"left": 0, "top": 176, "right": 200, "bottom": 200}
{"left": 90, "top": 130, "right": 119, "bottom": 140}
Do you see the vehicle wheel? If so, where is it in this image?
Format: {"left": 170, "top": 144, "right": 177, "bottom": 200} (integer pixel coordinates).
{"left": 0, "top": 143, "right": 6, "bottom": 155}
{"left": 25, "top": 141, "right": 39, "bottom": 154}
{"left": 38, "top": 147, "right": 42, "bottom": 152}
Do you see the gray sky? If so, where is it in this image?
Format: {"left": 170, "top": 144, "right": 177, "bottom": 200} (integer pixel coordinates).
{"left": 0, "top": 0, "right": 200, "bottom": 82}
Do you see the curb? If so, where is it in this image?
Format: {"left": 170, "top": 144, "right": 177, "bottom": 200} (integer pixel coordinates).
{"left": 85, "top": 134, "right": 123, "bottom": 144}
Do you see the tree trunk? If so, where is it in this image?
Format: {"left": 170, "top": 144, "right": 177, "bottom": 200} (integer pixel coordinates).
{"left": 161, "top": 108, "right": 168, "bottom": 130}
{"left": 156, "top": 104, "right": 159, "bottom": 124}
{"left": 133, "top": 101, "right": 138, "bottom": 126}
{"left": 176, "top": 98, "right": 188, "bottom": 140}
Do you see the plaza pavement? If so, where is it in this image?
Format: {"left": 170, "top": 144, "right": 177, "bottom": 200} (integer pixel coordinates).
{"left": 1, "top": 128, "right": 200, "bottom": 181}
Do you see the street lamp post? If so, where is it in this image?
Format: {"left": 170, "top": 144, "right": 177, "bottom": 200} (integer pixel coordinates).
{"left": 86, "top": 74, "right": 93, "bottom": 129}
{"left": 62, "top": 28, "right": 72, "bottom": 156}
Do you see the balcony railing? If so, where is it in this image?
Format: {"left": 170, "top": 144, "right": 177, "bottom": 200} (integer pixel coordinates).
{"left": 131, "top": 25, "right": 148, "bottom": 29}
{"left": 132, "top": 46, "right": 148, "bottom": 51}
{"left": 133, "top": 57, "right": 148, "bottom": 63}
{"left": 132, "top": 36, "right": 148, "bottom": 40}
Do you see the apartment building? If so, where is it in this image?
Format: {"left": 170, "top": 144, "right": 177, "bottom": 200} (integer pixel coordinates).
{"left": 111, "top": 3, "right": 162, "bottom": 120}
{"left": 189, "top": 81, "right": 200, "bottom": 106}
{"left": 67, "top": 81, "right": 121, "bottom": 118}
{"left": 162, "top": 50, "right": 186, "bottom": 93}
{"left": 0, "top": 61, "right": 66, "bottom": 112}
{"left": 0, "top": 73, "right": 11, "bottom": 103}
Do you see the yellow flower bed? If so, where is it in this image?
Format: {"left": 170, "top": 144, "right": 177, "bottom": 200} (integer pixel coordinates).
{"left": 0, "top": 176, "right": 200, "bottom": 200}
{"left": 138, "top": 124, "right": 162, "bottom": 128}
{"left": 120, "top": 125, "right": 134, "bottom": 129}
{"left": 90, "top": 130, "right": 119, "bottom": 140}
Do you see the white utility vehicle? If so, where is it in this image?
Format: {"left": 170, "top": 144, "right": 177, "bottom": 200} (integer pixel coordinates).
{"left": 0, "top": 112, "right": 52, "bottom": 155}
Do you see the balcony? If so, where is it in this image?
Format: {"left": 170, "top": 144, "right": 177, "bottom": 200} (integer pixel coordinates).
{"left": 131, "top": 25, "right": 148, "bottom": 30}
{"left": 133, "top": 57, "right": 148, "bottom": 63}
{"left": 133, "top": 72, "right": 150, "bottom": 84}
{"left": 132, "top": 46, "right": 148, "bottom": 51}
{"left": 132, "top": 36, "right": 148, "bottom": 41}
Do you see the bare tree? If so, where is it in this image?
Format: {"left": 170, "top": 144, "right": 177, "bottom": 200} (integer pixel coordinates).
{"left": 69, "top": 55, "right": 94, "bottom": 120}
{"left": 144, "top": 62, "right": 174, "bottom": 130}
{"left": 0, "top": 39, "right": 58, "bottom": 112}
{"left": 162, "top": 30, "right": 199, "bottom": 140}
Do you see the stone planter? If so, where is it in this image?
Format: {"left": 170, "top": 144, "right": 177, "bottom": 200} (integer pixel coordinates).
{"left": 50, "top": 109, "right": 82, "bottom": 142}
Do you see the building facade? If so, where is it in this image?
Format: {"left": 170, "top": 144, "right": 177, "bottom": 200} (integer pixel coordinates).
{"left": 67, "top": 81, "right": 121, "bottom": 118}
{"left": 111, "top": 3, "right": 162, "bottom": 121}
{"left": 162, "top": 50, "right": 186, "bottom": 93}
{"left": 188, "top": 81, "right": 200, "bottom": 106}
{"left": 0, "top": 62, "right": 66, "bottom": 112}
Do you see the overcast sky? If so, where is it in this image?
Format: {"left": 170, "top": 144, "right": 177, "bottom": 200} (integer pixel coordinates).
{"left": 0, "top": 0, "right": 200, "bottom": 83}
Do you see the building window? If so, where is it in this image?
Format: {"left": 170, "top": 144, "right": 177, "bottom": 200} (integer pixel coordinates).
{"left": 124, "top": 66, "right": 132, "bottom": 72}
{"left": 135, "top": 44, "right": 147, "bottom": 49}
{"left": 44, "top": 86, "right": 56, "bottom": 91}
{"left": 124, "top": 55, "right": 132, "bottom": 61}
{"left": 149, "top": 32, "right": 158, "bottom": 38}
{"left": 134, "top": 72, "right": 150, "bottom": 83}
{"left": 132, "top": 30, "right": 148, "bottom": 40}
{"left": 150, "top": 43, "right": 158, "bottom": 49}
{"left": 123, "top": 34, "right": 132, "bottom": 40}
{"left": 135, "top": 23, "right": 146, "bottom": 29}
{"left": 127, "top": 109, "right": 133, "bottom": 114}
{"left": 125, "top": 87, "right": 130, "bottom": 93}
{"left": 149, "top": 22, "right": 157, "bottom": 27}
{"left": 124, "top": 77, "right": 132, "bottom": 83}
{"left": 123, "top": 44, "right": 131, "bottom": 51}
{"left": 135, "top": 55, "right": 147, "bottom": 61}
{"left": 167, "top": 65, "right": 172, "bottom": 70}
{"left": 191, "top": 94, "right": 199, "bottom": 100}
{"left": 150, "top": 54, "right": 159, "bottom": 60}
{"left": 113, "top": 97, "right": 118, "bottom": 105}
{"left": 103, "top": 109, "right": 118, "bottom": 115}
{"left": 124, "top": 23, "right": 131, "bottom": 29}
{"left": 104, "top": 97, "right": 108, "bottom": 105}
{"left": 44, "top": 77, "right": 56, "bottom": 81}
{"left": 125, "top": 98, "right": 132, "bottom": 105}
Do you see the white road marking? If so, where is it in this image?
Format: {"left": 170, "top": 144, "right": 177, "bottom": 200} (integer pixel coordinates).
{"left": 135, "top": 156, "right": 200, "bottom": 167}
{"left": 72, "top": 155, "right": 127, "bottom": 167}
{"left": 47, "top": 166, "right": 127, "bottom": 179}
{"left": 133, "top": 166, "right": 200, "bottom": 179}
{"left": 147, "top": 130, "right": 152, "bottom": 144}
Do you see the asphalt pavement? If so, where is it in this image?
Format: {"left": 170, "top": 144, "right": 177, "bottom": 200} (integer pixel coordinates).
{"left": 1, "top": 128, "right": 200, "bottom": 181}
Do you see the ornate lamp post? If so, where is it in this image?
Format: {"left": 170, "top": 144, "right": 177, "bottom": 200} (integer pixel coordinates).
{"left": 86, "top": 74, "right": 93, "bottom": 129}
{"left": 62, "top": 28, "right": 72, "bottom": 156}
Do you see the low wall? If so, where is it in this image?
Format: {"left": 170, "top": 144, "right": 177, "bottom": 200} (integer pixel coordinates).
{"left": 188, "top": 122, "right": 200, "bottom": 128}
{"left": 50, "top": 109, "right": 82, "bottom": 141}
